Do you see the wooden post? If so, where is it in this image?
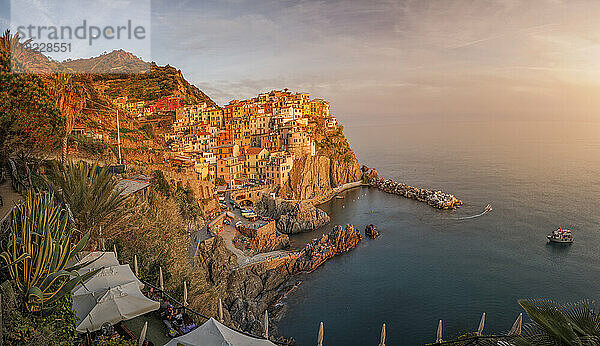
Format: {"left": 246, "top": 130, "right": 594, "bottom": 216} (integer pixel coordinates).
{"left": 116, "top": 109, "right": 122, "bottom": 165}
{"left": 0, "top": 293, "right": 3, "bottom": 346}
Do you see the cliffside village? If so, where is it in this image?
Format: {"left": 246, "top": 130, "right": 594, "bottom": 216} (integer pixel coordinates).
{"left": 109, "top": 90, "right": 339, "bottom": 189}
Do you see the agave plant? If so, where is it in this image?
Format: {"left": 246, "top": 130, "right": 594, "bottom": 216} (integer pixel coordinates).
{"left": 43, "top": 160, "right": 133, "bottom": 243}
{"left": 514, "top": 299, "right": 600, "bottom": 345}
{"left": 0, "top": 191, "right": 98, "bottom": 311}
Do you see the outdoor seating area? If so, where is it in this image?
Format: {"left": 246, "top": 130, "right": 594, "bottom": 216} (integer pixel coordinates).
{"left": 67, "top": 251, "right": 282, "bottom": 345}
{"left": 69, "top": 252, "right": 160, "bottom": 338}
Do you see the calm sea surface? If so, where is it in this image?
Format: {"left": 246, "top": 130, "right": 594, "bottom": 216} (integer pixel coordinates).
{"left": 277, "top": 120, "right": 600, "bottom": 345}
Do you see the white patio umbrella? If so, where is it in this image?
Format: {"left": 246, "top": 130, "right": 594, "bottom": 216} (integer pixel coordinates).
{"left": 264, "top": 310, "right": 269, "bottom": 338}
{"left": 436, "top": 320, "right": 443, "bottom": 343}
{"left": 508, "top": 313, "right": 523, "bottom": 336}
{"left": 72, "top": 264, "right": 143, "bottom": 297}
{"left": 183, "top": 281, "right": 188, "bottom": 307}
{"left": 67, "top": 251, "right": 119, "bottom": 273}
{"left": 317, "top": 322, "right": 324, "bottom": 346}
{"left": 379, "top": 323, "right": 386, "bottom": 346}
{"left": 164, "top": 317, "right": 276, "bottom": 346}
{"left": 73, "top": 281, "right": 159, "bottom": 333}
{"left": 159, "top": 267, "right": 164, "bottom": 291}
{"left": 219, "top": 298, "right": 224, "bottom": 322}
{"left": 477, "top": 313, "right": 486, "bottom": 336}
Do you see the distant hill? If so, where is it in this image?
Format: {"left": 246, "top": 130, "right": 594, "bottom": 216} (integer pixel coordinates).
{"left": 55, "top": 50, "right": 217, "bottom": 162}
{"left": 63, "top": 50, "right": 216, "bottom": 107}
{"left": 62, "top": 49, "right": 150, "bottom": 74}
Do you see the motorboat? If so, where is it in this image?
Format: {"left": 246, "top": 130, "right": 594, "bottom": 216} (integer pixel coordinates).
{"left": 547, "top": 228, "right": 574, "bottom": 244}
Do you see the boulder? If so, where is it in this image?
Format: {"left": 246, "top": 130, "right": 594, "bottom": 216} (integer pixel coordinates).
{"left": 365, "top": 224, "right": 379, "bottom": 239}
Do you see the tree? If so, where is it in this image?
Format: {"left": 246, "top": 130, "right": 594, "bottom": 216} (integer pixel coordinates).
{"left": 0, "top": 31, "right": 64, "bottom": 163}
{"left": 0, "top": 191, "right": 97, "bottom": 312}
{"left": 43, "top": 160, "right": 133, "bottom": 246}
{"left": 515, "top": 299, "right": 600, "bottom": 345}
{"left": 47, "top": 73, "right": 86, "bottom": 165}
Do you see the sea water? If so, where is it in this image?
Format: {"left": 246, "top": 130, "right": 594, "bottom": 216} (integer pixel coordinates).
{"left": 277, "top": 120, "right": 600, "bottom": 345}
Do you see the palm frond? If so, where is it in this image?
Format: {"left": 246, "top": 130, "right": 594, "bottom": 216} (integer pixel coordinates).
{"left": 513, "top": 299, "right": 600, "bottom": 346}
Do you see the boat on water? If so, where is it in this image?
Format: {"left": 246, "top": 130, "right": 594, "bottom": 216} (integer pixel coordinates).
{"left": 336, "top": 195, "right": 344, "bottom": 199}
{"left": 484, "top": 204, "right": 492, "bottom": 212}
{"left": 547, "top": 228, "right": 574, "bottom": 244}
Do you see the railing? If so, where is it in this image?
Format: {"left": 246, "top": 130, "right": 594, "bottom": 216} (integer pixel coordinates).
{"left": 429, "top": 313, "right": 523, "bottom": 345}
{"left": 137, "top": 276, "right": 290, "bottom": 345}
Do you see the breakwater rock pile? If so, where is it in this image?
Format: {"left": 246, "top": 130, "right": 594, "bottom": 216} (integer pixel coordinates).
{"left": 369, "top": 178, "right": 462, "bottom": 209}
{"left": 289, "top": 224, "right": 362, "bottom": 273}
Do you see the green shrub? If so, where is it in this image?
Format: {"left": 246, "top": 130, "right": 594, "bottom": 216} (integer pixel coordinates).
{"left": 0, "top": 280, "right": 78, "bottom": 345}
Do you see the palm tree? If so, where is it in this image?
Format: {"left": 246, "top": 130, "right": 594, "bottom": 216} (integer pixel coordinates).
{"left": 0, "top": 30, "right": 34, "bottom": 73}
{"left": 0, "top": 29, "right": 57, "bottom": 73}
{"left": 43, "top": 160, "right": 133, "bottom": 247}
{"left": 514, "top": 299, "right": 600, "bottom": 345}
{"left": 48, "top": 73, "right": 86, "bottom": 165}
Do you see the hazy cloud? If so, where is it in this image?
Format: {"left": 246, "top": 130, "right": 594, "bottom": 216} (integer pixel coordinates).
{"left": 3, "top": 0, "right": 600, "bottom": 124}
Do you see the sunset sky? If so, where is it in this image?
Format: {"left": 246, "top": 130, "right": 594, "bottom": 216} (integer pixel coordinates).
{"left": 3, "top": 0, "right": 600, "bottom": 125}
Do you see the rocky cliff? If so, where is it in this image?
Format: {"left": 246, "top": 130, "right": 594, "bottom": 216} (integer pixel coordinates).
{"left": 193, "top": 224, "right": 362, "bottom": 341}
{"left": 255, "top": 196, "right": 330, "bottom": 234}
{"left": 279, "top": 155, "right": 330, "bottom": 200}
{"left": 278, "top": 117, "right": 362, "bottom": 201}
{"left": 279, "top": 154, "right": 361, "bottom": 200}
{"left": 233, "top": 221, "right": 291, "bottom": 253}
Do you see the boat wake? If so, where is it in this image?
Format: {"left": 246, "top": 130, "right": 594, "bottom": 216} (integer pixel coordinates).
{"left": 453, "top": 204, "right": 492, "bottom": 220}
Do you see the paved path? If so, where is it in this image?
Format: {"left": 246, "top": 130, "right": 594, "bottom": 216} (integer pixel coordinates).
{"left": 220, "top": 223, "right": 249, "bottom": 266}
{"left": 0, "top": 176, "right": 23, "bottom": 222}
{"left": 191, "top": 191, "right": 294, "bottom": 268}
{"left": 280, "top": 180, "right": 365, "bottom": 205}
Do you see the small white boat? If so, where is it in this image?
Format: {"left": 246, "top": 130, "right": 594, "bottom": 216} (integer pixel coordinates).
{"left": 547, "top": 228, "right": 574, "bottom": 244}
{"left": 484, "top": 204, "right": 492, "bottom": 212}
{"left": 336, "top": 195, "right": 344, "bottom": 199}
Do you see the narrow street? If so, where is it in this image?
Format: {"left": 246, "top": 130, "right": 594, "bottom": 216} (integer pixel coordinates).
{"left": 192, "top": 191, "right": 292, "bottom": 268}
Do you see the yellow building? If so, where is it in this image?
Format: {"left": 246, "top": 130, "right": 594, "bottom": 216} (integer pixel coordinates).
{"left": 194, "top": 161, "right": 210, "bottom": 180}
{"left": 244, "top": 147, "right": 269, "bottom": 180}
